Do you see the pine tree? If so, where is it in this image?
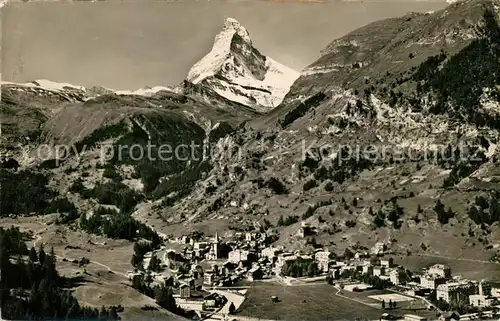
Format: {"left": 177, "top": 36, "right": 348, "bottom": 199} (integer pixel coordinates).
{"left": 154, "top": 285, "right": 177, "bottom": 312}
{"left": 108, "top": 306, "right": 118, "bottom": 320}
{"left": 99, "top": 306, "right": 107, "bottom": 320}
{"left": 277, "top": 215, "right": 284, "bottom": 227}
{"left": 29, "top": 247, "right": 38, "bottom": 262}
{"left": 446, "top": 207, "right": 455, "bottom": 221}
{"left": 307, "top": 262, "right": 318, "bottom": 277}
{"left": 229, "top": 302, "right": 236, "bottom": 314}
{"left": 374, "top": 211, "right": 386, "bottom": 227}
{"left": 38, "top": 245, "right": 46, "bottom": 266}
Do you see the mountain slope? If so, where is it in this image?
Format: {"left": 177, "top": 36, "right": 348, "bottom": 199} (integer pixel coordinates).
{"left": 186, "top": 18, "right": 300, "bottom": 110}
{"left": 3, "top": 0, "right": 500, "bottom": 274}
{"left": 143, "top": 0, "right": 500, "bottom": 260}
{"left": 281, "top": 0, "right": 494, "bottom": 105}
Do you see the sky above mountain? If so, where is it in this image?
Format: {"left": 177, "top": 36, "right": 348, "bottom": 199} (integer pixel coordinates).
{"left": 1, "top": 0, "right": 447, "bottom": 90}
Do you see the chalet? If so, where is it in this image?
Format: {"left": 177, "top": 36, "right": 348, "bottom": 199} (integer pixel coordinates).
{"left": 361, "top": 264, "right": 373, "bottom": 275}
{"left": 354, "top": 252, "right": 369, "bottom": 259}
{"left": 128, "top": 272, "right": 142, "bottom": 283}
{"left": 297, "top": 224, "right": 313, "bottom": 238}
{"left": 179, "top": 283, "right": 191, "bottom": 299}
{"left": 184, "top": 249, "right": 193, "bottom": 260}
{"left": 228, "top": 249, "right": 249, "bottom": 264}
{"left": 204, "top": 271, "right": 215, "bottom": 285}
{"left": 373, "top": 266, "right": 386, "bottom": 277}
{"left": 330, "top": 266, "right": 341, "bottom": 280}
{"left": 381, "top": 258, "right": 394, "bottom": 268}
{"left": 371, "top": 242, "right": 386, "bottom": 255}
{"left": 194, "top": 242, "right": 208, "bottom": 251}
{"left": 202, "top": 293, "right": 224, "bottom": 311}
{"left": 491, "top": 287, "right": 500, "bottom": 298}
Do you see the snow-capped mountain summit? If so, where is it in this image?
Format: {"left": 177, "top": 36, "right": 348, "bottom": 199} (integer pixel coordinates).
{"left": 186, "top": 17, "right": 300, "bottom": 110}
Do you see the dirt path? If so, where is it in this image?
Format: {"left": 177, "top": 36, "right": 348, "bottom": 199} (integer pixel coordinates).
{"left": 333, "top": 285, "right": 379, "bottom": 310}
{"left": 417, "top": 253, "right": 500, "bottom": 265}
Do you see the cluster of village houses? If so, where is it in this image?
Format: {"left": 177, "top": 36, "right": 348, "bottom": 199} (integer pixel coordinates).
{"left": 127, "top": 230, "right": 500, "bottom": 319}
{"left": 327, "top": 245, "right": 500, "bottom": 320}
{"left": 127, "top": 230, "right": 338, "bottom": 313}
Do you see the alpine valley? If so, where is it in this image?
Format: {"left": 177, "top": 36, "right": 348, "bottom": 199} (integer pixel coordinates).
{"left": 2, "top": 1, "right": 500, "bottom": 320}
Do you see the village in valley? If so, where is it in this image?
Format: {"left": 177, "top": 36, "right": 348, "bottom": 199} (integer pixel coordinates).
{"left": 126, "top": 221, "right": 500, "bottom": 321}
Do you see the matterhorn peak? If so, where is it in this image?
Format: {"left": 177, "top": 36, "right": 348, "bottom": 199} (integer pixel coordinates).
{"left": 222, "top": 17, "right": 252, "bottom": 44}
{"left": 186, "top": 18, "right": 300, "bottom": 109}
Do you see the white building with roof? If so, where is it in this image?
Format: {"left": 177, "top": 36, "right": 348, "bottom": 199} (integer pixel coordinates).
{"left": 420, "top": 275, "right": 446, "bottom": 290}
{"left": 427, "top": 264, "right": 451, "bottom": 279}
{"left": 373, "top": 266, "right": 386, "bottom": 277}
{"left": 262, "top": 246, "right": 281, "bottom": 260}
{"left": 371, "top": 242, "right": 386, "bottom": 254}
{"left": 437, "top": 281, "right": 475, "bottom": 303}
{"left": 314, "top": 250, "right": 332, "bottom": 273}
{"left": 390, "top": 269, "right": 400, "bottom": 285}
{"left": 228, "top": 249, "right": 249, "bottom": 264}
{"left": 381, "top": 258, "right": 394, "bottom": 268}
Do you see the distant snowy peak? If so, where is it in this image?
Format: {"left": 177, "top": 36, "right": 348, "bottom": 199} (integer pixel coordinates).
{"left": 1, "top": 79, "right": 174, "bottom": 100}
{"left": 115, "top": 86, "right": 173, "bottom": 96}
{"left": 1, "top": 79, "right": 88, "bottom": 103}
{"left": 2, "top": 79, "right": 86, "bottom": 92}
{"left": 186, "top": 17, "right": 300, "bottom": 109}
